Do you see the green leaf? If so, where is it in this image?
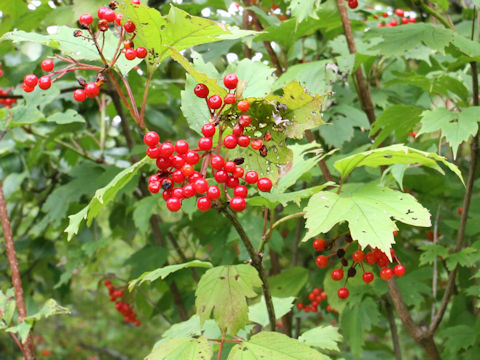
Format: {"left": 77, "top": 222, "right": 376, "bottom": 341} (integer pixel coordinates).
{"left": 0, "top": 289, "right": 15, "bottom": 326}
{"left": 247, "top": 184, "right": 332, "bottom": 208}
{"left": 159, "top": 315, "right": 221, "bottom": 342}
{"left": 226, "top": 59, "right": 276, "bottom": 99}
{"left": 418, "top": 107, "right": 480, "bottom": 158}
{"left": 419, "top": 244, "right": 449, "bottom": 266}
{"left": 65, "top": 156, "right": 150, "bottom": 240}
{"left": 446, "top": 247, "right": 480, "bottom": 270}
{"left": 145, "top": 336, "right": 212, "bottom": 360}
{"left": 132, "top": 196, "right": 163, "bottom": 234}
{"left": 269, "top": 267, "right": 309, "bottom": 298}
{"left": 370, "top": 105, "right": 423, "bottom": 148}
{"left": 303, "top": 183, "right": 431, "bottom": 259}
{"left": 195, "top": 264, "right": 261, "bottom": 335}
{"left": 248, "top": 297, "right": 295, "bottom": 327}
{"left": 129, "top": 260, "right": 213, "bottom": 291}
{"left": 27, "top": 299, "right": 70, "bottom": 321}
{"left": 438, "top": 325, "right": 477, "bottom": 353}
{"left": 299, "top": 325, "right": 342, "bottom": 352}
{"left": 288, "top": 0, "right": 321, "bottom": 23}
{"left": 227, "top": 331, "right": 328, "bottom": 360}
{"left": 46, "top": 109, "right": 86, "bottom": 124}
{"left": 333, "top": 144, "right": 464, "bottom": 184}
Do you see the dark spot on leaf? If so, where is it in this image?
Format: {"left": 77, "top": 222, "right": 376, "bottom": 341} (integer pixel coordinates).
{"left": 406, "top": 209, "right": 413, "bottom": 214}
{"left": 384, "top": 154, "right": 393, "bottom": 158}
{"left": 412, "top": 217, "right": 417, "bottom": 220}
{"left": 235, "top": 274, "right": 240, "bottom": 280}
{"left": 219, "top": 276, "right": 225, "bottom": 280}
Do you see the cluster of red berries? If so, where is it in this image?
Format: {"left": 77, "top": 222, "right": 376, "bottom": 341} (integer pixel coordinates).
{"left": 144, "top": 73, "right": 273, "bottom": 213}
{"left": 104, "top": 280, "right": 140, "bottom": 326}
{"left": 22, "top": 59, "right": 54, "bottom": 93}
{"left": 0, "top": 89, "right": 17, "bottom": 108}
{"left": 296, "top": 287, "right": 331, "bottom": 313}
{"left": 312, "top": 235, "right": 406, "bottom": 299}
{"left": 377, "top": 8, "right": 416, "bottom": 27}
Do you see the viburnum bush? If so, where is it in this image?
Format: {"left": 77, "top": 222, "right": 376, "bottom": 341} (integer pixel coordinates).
{"left": 0, "top": 0, "right": 480, "bottom": 359}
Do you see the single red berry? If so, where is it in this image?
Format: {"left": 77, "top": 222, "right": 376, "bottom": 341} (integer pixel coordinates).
{"left": 124, "top": 21, "right": 136, "bottom": 33}
{"left": 251, "top": 139, "right": 263, "bottom": 150}
{"left": 458, "top": 207, "right": 463, "bottom": 215}
{"left": 134, "top": 320, "right": 141, "bottom": 327}
{"left": 304, "top": 305, "right": 311, "bottom": 313}
{"left": 377, "top": 254, "right": 389, "bottom": 268}
{"left": 312, "top": 238, "right": 326, "bottom": 251}
{"left": 326, "top": 305, "right": 332, "bottom": 312}
{"left": 233, "top": 166, "right": 244, "bottom": 178}
{"left": 380, "top": 267, "right": 394, "bottom": 281}
{"left": 202, "top": 123, "right": 216, "bottom": 137}
{"left": 401, "top": 17, "right": 409, "bottom": 24}
{"left": 160, "top": 143, "right": 174, "bottom": 157}
{"left": 226, "top": 176, "right": 240, "bottom": 188}
{"left": 149, "top": 174, "right": 161, "bottom": 183}
{"left": 197, "top": 197, "right": 211, "bottom": 211}
{"left": 224, "top": 161, "right": 236, "bottom": 173}
{"left": 198, "top": 137, "right": 213, "bottom": 151}
{"left": 173, "top": 187, "right": 185, "bottom": 199}
{"left": 171, "top": 170, "right": 185, "bottom": 184}
{"left": 232, "top": 124, "right": 244, "bottom": 137}
{"left": 206, "top": 185, "right": 221, "bottom": 200}
{"left": 223, "top": 135, "right": 237, "bottom": 149}
{"left": 24, "top": 74, "right": 38, "bottom": 88}
{"left": 175, "top": 140, "right": 189, "bottom": 154}
{"left": 223, "top": 73, "right": 238, "bottom": 89}
{"left": 230, "top": 196, "right": 246, "bottom": 211}
{"left": 210, "top": 155, "right": 225, "bottom": 170}
{"left": 41, "top": 59, "right": 54, "bottom": 72}
{"left": 183, "top": 184, "right": 196, "bottom": 198}
{"left": 38, "top": 76, "right": 51, "bottom": 90}
{"left": 352, "top": 250, "right": 364, "bottom": 262}
{"left": 170, "top": 155, "right": 185, "bottom": 169}
{"left": 103, "top": 8, "right": 116, "bottom": 22}
{"left": 312, "top": 288, "right": 321, "bottom": 295}
{"left": 244, "top": 170, "right": 258, "bottom": 184}
{"left": 73, "top": 89, "right": 86, "bottom": 102}
{"left": 382, "top": 12, "right": 388, "bottom": 17}
{"left": 409, "top": 17, "right": 417, "bottom": 23}
{"left": 194, "top": 84, "right": 209, "bottom": 98}
{"left": 104, "top": 279, "right": 112, "bottom": 287}
{"left": 315, "top": 255, "right": 328, "bottom": 268}
{"left": 166, "top": 197, "right": 182, "bottom": 212}
{"left": 237, "top": 135, "right": 250, "bottom": 147}
{"left": 135, "top": 47, "right": 148, "bottom": 59}
{"left": 239, "top": 114, "right": 251, "bottom": 127}
{"left": 185, "top": 151, "right": 200, "bottom": 165}
{"left": 224, "top": 93, "right": 236, "bottom": 104}
{"left": 214, "top": 170, "right": 228, "bottom": 183}
{"left": 207, "top": 95, "right": 222, "bottom": 109}
{"left": 362, "top": 272, "right": 374, "bottom": 283}
{"left": 125, "top": 48, "right": 136, "bottom": 60}
{"left": 233, "top": 185, "right": 248, "bottom": 198}
{"left": 115, "top": 13, "right": 123, "bottom": 26}
{"left": 79, "top": 13, "right": 93, "bottom": 25}
{"left": 331, "top": 269, "right": 344, "bottom": 281}
{"left": 257, "top": 177, "right": 272, "bottom": 192}
{"left": 308, "top": 293, "right": 315, "bottom": 301}
{"left": 98, "top": 7, "right": 108, "bottom": 19}
{"left": 395, "top": 8, "right": 404, "bottom": 17}
{"left": 365, "top": 251, "right": 377, "bottom": 265}
{"left": 337, "top": 288, "right": 349, "bottom": 299}
{"left": 143, "top": 131, "right": 159, "bottom": 146}
{"left": 181, "top": 164, "right": 194, "bottom": 177}
{"left": 132, "top": 0, "right": 140, "bottom": 4}
{"left": 393, "top": 264, "right": 405, "bottom": 277}
{"left": 296, "top": 302, "right": 304, "bottom": 310}
{"left": 148, "top": 182, "right": 160, "bottom": 193}
{"left": 85, "top": 83, "right": 100, "bottom": 98}
{"left": 390, "top": 19, "right": 398, "bottom": 26}
{"left": 237, "top": 100, "right": 249, "bottom": 112}
{"left": 146, "top": 146, "right": 161, "bottom": 159}
{"left": 194, "top": 179, "right": 208, "bottom": 194}
{"left": 156, "top": 157, "right": 170, "bottom": 170}
{"left": 348, "top": 0, "right": 358, "bottom": 9}
{"left": 162, "top": 190, "right": 172, "bottom": 201}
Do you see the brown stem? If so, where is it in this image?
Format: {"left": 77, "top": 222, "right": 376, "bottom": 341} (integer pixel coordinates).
{"left": 385, "top": 298, "right": 402, "bottom": 360}
{"left": 219, "top": 206, "right": 276, "bottom": 331}
{"left": 241, "top": 9, "right": 253, "bottom": 59}
{"left": 106, "top": 71, "right": 142, "bottom": 128}
{"left": 120, "top": 75, "right": 143, "bottom": 128}
{"left": 0, "top": 181, "right": 35, "bottom": 359}
{"left": 304, "top": 130, "right": 333, "bottom": 182}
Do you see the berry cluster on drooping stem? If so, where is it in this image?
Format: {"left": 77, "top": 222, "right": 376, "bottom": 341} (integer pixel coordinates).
{"left": 296, "top": 287, "right": 331, "bottom": 314}
{"left": 144, "top": 72, "right": 273, "bottom": 213}
{"left": 104, "top": 280, "right": 140, "bottom": 326}
{"left": 312, "top": 233, "right": 405, "bottom": 299}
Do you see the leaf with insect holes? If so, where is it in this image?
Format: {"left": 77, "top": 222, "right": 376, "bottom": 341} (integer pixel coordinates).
{"left": 418, "top": 107, "right": 480, "bottom": 158}
{"left": 333, "top": 144, "right": 464, "bottom": 184}
{"left": 195, "top": 265, "right": 261, "bottom": 335}
{"left": 145, "top": 336, "right": 212, "bottom": 360}
{"left": 303, "top": 183, "right": 431, "bottom": 259}
{"left": 65, "top": 156, "right": 150, "bottom": 240}
{"left": 227, "top": 332, "right": 328, "bottom": 360}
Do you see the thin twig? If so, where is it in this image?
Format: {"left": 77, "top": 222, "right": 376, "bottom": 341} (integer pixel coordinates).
{"left": 385, "top": 298, "right": 402, "bottom": 360}
{"left": 431, "top": 205, "right": 441, "bottom": 320}
{"left": 262, "top": 211, "right": 306, "bottom": 246}
{"left": 304, "top": 130, "right": 333, "bottom": 182}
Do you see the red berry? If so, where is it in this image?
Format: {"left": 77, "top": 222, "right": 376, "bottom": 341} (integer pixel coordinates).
{"left": 223, "top": 73, "right": 238, "bottom": 89}
{"left": 224, "top": 161, "right": 236, "bottom": 173}
{"left": 207, "top": 95, "right": 222, "bottom": 109}
{"left": 226, "top": 176, "right": 239, "bottom": 188}
{"left": 304, "top": 305, "right": 311, "bottom": 313}
{"left": 312, "top": 288, "right": 321, "bottom": 295}
{"left": 207, "top": 185, "right": 221, "bottom": 200}
{"left": 171, "top": 170, "right": 185, "bottom": 184}
{"left": 85, "top": 83, "right": 100, "bottom": 98}
{"left": 202, "top": 123, "right": 216, "bottom": 137}
{"left": 156, "top": 157, "right": 170, "bottom": 170}
{"left": 97, "top": 7, "right": 108, "bottom": 19}
{"left": 315, "top": 255, "right": 328, "bottom": 268}
{"left": 257, "top": 178, "right": 272, "bottom": 192}
{"left": 115, "top": 13, "right": 123, "bottom": 26}
{"left": 125, "top": 48, "right": 136, "bottom": 60}
{"left": 210, "top": 155, "right": 225, "bottom": 170}
{"left": 395, "top": 8, "right": 404, "bottom": 17}
{"left": 166, "top": 197, "right": 182, "bottom": 212}
{"left": 172, "top": 187, "right": 184, "bottom": 199}
{"left": 308, "top": 293, "right": 315, "bottom": 301}
{"left": 233, "top": 185, "right": 248, "bottom": 198}
{"left": 194, "top": 179, "right": 208, "bottom": 194}
{"left": 198, "top": 137, "right": 213, "bottom": 151}
{"left": 146, "top": 146, "right": 161, "bottom": 159}
{"left": 24, "top": 74, "right": 38, "bottom": 88}
{"left": 362, "top": 272, "right": 374, "bottom": 283}
{"left": 143, "top": 131, "right": 159, "bottom": 146}
{"left": 380, "top": 267, "right": 394, "bottom": 281}
{"left": 409, "top": 17, "right": 417, "bottom": 23}
{"left": 331, "top": 269, "right": 343, "bottom": 281}
{"left": 313, "top": 238, "right": 326, "bottom": 252}
{"left": 382, "top": 12, "right": 388, "bottom": 17}
{"left": 73, "top": 89, "right": 86, "bottom": 102}
{"left": 377, "top": 254, "right": 389, "bottom": 268}
{"left": 132, "top": 0, "right": 140, "bottom": 4}
{"left": 214, "top": 170, "right": 228, "bottom": 183}
{"left": 232, "top": 124, "right": 244, "bottom": 137}
{"left": 239, "top": 114, "right": 251, "bottom": 127}
{"left": 365, "top": 251, "right": 377, "bottom": 265}
{"left": 233, "top": 166, "right": 244, "bottom": 178}
{"left": 183, "top": 184, "right": 196, "bottom": 198}
{"left": 251, "top": 139, "right": 263, "bottom": 150}
{"left": 237, "top": 135, "right": 250, "bottom": 147}
{"left": 160, "top": 143, "right": 174, "bottom": 158}
{"left": 401, "top": 17, "right": 409, "bottom": 24}
{"left": 134, "top": 320, "right": 141, "bottom": 327}
{"left": 237, "top": 100, "right": 249, "bottom": 112}
{"left": 223, "top": 135, "right": 237, "bottom": 149}
{"left": 124, "top": 21, "right": 136, "bottom": 33}
{"left": 230, "top": 196, "right": 246, "bottom": 211}
{"left": 162, "top": 190, "right": 172, "bottom": 201}
{"left": 352, "top": 250, "right": 364, "bottom": 262}
{"left": 175, "top": 140, "right": 189, "bottom": 154}
{"left": 194, "top": 84, "right": 209, "bottom": 98}
{"left": 170, "top": 155, "right": 185, "bottom": 169}
{"left": 244, "top": 170, "right": 258, "bottom": 184}
{"left": 41, "top": 59, "right": 54, "bottom": 72}
{"left": 296, "top": 303, "right": 304, "bottom": 310}
{"left": 98, "top": 19, "right": 109, "bottom": 31}
{"left": 337, "top": 287, "right": 349, "bottom": 299}
{"left": 393, "top": 264, "right": 405, "bottom": 277}
{"left": 185, "top": 151, "right": 200, "bottom": 165}
{"left": 197, "top": 197, "right": 211, "bottom": 211}
{"left": 224, "top": 93, "right": 236, "bottom": 104}
{"left": 458, "top": 207, "right": 463, "bottom": 215}
{"left": 326, "top": 305, "right": 332, "bottom": 312}
{"left": 38, "top": 76, "right": 51, "bottom": 90}
{"left": 348, "top": 0, "right": 358, "bottom": 9}
{"left": 181, "top": 164, "right": 194, "bottom": 177}
{"left": 103, "top": 8, "right": 116, "bottom": 22}
{"left": 79, "top": 13, "right": 93, "bottom": 25}
{"left": 390, "top": 19, "right": 398, "bottom": 26}
{"left": 148, "top": 182, "right": 160, "bottom": 193}
{"left": 149, "top": 174, "right": 161, "bottom": 183}
{"left": 104, "top": 280, "right": 112, "bottom": 287}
